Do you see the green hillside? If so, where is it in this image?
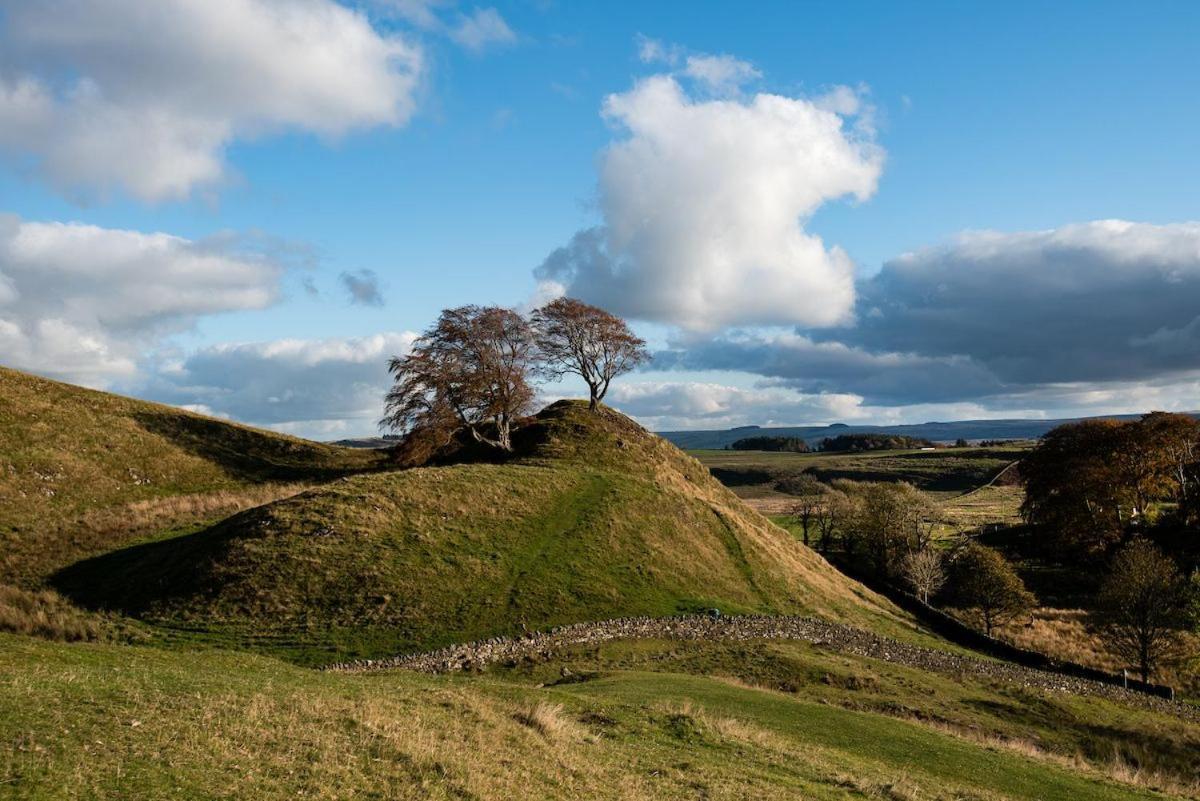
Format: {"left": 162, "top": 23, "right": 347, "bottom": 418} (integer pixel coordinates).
{"left": 54, "top": 401, "right": 910, "bottom": 663}
{"left": 1, "top": 634, "right": 1187, "bottom": 801}
{"left": 0, "top": 366, "right": 386, "bottom": 586}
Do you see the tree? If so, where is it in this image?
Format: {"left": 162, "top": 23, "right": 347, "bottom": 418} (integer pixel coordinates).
{"left": 812, "top": 488, "right": 848, "bottom": 553}
{"left": 530, "top": 298, "right": 648, "bottom": 411}
{"left": 903, "top": 549, "right": 946, "bottom": 604}
{"left": 947, "top": 543, "right": 1035, "bottom": 636}
{"left": 1138, "top": 411, "right": 1200, "bottom": 510}
{"left": 382, "top": 305, "right": 535, "bottom": 452}
{"left": 1097, "top": 539, "right": 1193, "bottom": 682}
{"left": 784, "top": 474, "right": 825, "bottom": 547}
{"left": 1021, "top": 419, "right": 1135, "bottom": 555}
{"left": 841, "top": 482, "right": 939, "bottom": 579}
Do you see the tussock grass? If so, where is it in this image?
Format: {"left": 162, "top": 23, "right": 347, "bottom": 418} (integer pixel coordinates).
{"left": 0, "top": 585, "right": 140, "bottom": 642}
{"left": 514, "top": 701, "right": 580, "bottom": 740}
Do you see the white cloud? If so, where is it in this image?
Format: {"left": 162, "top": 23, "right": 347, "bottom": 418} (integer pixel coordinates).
{"left": 635, "top": 35, "right": 681, "bottom": 66}
{"left": 609, "top": 380, "right": 867, "bottom": 430}
{"left": 655, "top": 220, "right": 1200, "bottom": 417}
{"left": 0, "top": 215, "right": 280, "bottom": 385}
{"left": 0, "top": 0, "right": 422, "bottom": 201}
{"left": 682, "top": 54, "right": 761, "bottom": 95}
{"left": 146, "top": 332, "right": 419, "bottom": 438}
{"left": 449, "top": 7, "right": 517, "bottom": 53}
{"left": 536, "top": 74, "right": 883, "bottom": 331}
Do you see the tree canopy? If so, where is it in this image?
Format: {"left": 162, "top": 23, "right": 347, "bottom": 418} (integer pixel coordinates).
{"left": 531, "top": 297, "right": 648, "bottom": 411}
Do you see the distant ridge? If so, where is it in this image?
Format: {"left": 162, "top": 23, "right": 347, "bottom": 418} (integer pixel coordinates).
{"left": 659, "top": 412, "right": 1200, "bottom": 450}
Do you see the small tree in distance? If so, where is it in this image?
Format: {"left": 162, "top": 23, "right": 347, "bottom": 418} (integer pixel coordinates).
{"left": 947, "top": 543, "right": 1035, "bottom": 636}
{"left": 382, "top": 305, "right": 535, "bottom": 452}
{"left": 784, "top": 473, "right": 825, "bottom": 547}
{"left": 531, "top": 297, "right": 648, "bottom": 411}
{"left": 903, "top": 549, "right": 945, "bottom": 604}
{"left": 1097, "top": 539, "right": 1193, "bottom": 682}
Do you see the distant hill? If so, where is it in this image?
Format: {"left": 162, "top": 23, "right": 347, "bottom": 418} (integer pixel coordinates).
{"left": 56, "top": 400, "right": 910, "bottom": 663}
{"left": 659, "top": 412, "right": 1199, "bottom": 451}
{"left": 0, "top": 365, "right": 385, "bottom": 586}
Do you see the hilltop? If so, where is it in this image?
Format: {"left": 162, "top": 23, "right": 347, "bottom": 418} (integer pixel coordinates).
{"left": 55, "top": 400, "right": 909, "bottom": 663}
{"left": 0, "top": 366, "right": 386, "bottom": 586}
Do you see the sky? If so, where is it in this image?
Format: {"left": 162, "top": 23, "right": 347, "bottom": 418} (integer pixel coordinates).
{"left": 1, "top": 0, "right": 1198, "bottom": 438}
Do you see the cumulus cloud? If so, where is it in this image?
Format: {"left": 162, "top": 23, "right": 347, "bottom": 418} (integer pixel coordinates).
{"left": 535, "top": 74, "right": 882, "bottom": 332}
{"left": 844, "top": 220, "right": 1200, "bottom": 387}
{"left": 0, "top": 215, "right": 280, "bottom": 385}
{"left": 657, "top": 220, "right": 1200, "bottom": 414}
{"left": 340, "top": 269, "right": 385, "bottom": 306}
{"left": 0, "top": 0, "right": 422, "bottom": 201}
{"left": 147, "top": 332, "right": 418, "bottom": 438}
{"left": 450, "top": 7, "right": 517, "bottom": 52}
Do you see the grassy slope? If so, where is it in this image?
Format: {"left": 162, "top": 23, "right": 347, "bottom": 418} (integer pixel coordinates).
{"left": 0, "top": 366, "right": 386, "bottom": 585}
{"left": 54, "top": 402, "right": 912, "bottom": 663}
{"left": 0, "top": 634, "right": 1181, "bottom": 801}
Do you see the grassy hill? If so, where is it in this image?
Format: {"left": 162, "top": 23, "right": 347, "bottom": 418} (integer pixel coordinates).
{"left": 0, "top": 366, "right": 386, "bottom": 586}
{"left": 2, "top": 633, "right": 1191, "bottom": 800}
{"left": 54, "top": 401, "right": 910, "bottom": 663}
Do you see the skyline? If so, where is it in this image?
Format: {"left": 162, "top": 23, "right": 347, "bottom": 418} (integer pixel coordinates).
{"left": 2, "top": 1, "right": 1198, "bottom": 437}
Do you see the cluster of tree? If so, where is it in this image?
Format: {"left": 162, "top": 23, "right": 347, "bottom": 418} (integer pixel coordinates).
{"left": 818, "top": 433, "right": 936, "bottom": 453}
{"left": 787, "top": 478, "right": 1035, "bottom": 631}
{"left": 729, "top": 436, "right": 811, "bottom": 453}
{"left": 382, "top": 298, "right": 647, "bottom": 455}
{"left": 1022, "top": 412, "right": 1200, "bottom": 558}
{"left": 788, "top": 471, "right": 1197, "bottom": 682}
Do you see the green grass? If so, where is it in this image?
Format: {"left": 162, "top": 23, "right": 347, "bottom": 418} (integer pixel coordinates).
{"left": 1, "top": 634, "right": 1184, "bottom": 801}
{"left": 692, "top": 446, "right": 1027, "bottom": 501}
{"left": 0, "top": 366, "right": 386, "bottom": 586}
{"left": 495, "top": 637, "right": 1200, "bottom": 792}
{"left": 52, "top": 402, "right": 913, "bottom": 664}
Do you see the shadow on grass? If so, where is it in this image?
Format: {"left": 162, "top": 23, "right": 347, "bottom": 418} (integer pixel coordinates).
{"left": 132, "top": 409, "right": 386, "bottom": 482}
{"left": 50, "top": 512, "right": 247, "bottom": 616}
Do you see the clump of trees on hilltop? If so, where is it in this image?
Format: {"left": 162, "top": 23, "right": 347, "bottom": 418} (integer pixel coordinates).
{"left": 819, "top": 433, "right": 935, "bottom": 453}
{"left": 382, "top": 298, "right": 647, "bottom": 455}
{"left": 730, "top": 435, "right": 810, "bottom": 452}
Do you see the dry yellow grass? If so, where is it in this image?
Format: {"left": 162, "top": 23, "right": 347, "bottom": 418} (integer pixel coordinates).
{"left": 997, "top": 608, "right": 1200, "bottom": 695}
{"left": 0, "top": 585, "right": 139, "bottom": 642}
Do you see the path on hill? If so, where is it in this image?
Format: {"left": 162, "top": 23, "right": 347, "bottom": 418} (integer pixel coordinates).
{"left": 328, "top": 614, "right": 1199, "bottom": 722}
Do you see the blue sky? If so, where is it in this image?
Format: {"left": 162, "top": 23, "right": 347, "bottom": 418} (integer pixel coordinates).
{"left": 1, "top": 0, "right": 1198, "bottom": 437}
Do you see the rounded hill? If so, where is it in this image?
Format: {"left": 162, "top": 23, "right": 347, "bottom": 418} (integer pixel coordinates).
{"left": 57, "top": 401, "right": 910, "bottom": 662}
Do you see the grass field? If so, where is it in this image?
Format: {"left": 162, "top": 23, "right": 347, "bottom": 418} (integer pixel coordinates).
{"left": 691, "top": 446, "right": 1027, "bottom": 517}
{"left": 2, "top": 634, "right": 1193, "bottom": 800}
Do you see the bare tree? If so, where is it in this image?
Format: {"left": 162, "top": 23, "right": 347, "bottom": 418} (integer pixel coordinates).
{"left": 812, "top": 488, "right": 846, "bottom": 553}
{"left": 1098, "top": 539, "right": 1193, "bottom": 682}
{"left": 903, "top": 549, "right": 945, "bottom": 604}
{"left": 783, "top": 473, "right": 824, "bottom": 547}
{"left": 382, "top": 305, "right": 535, "bottom": 452}
{"left": 531, "top": 298, "right": 648, "bottom": 411}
